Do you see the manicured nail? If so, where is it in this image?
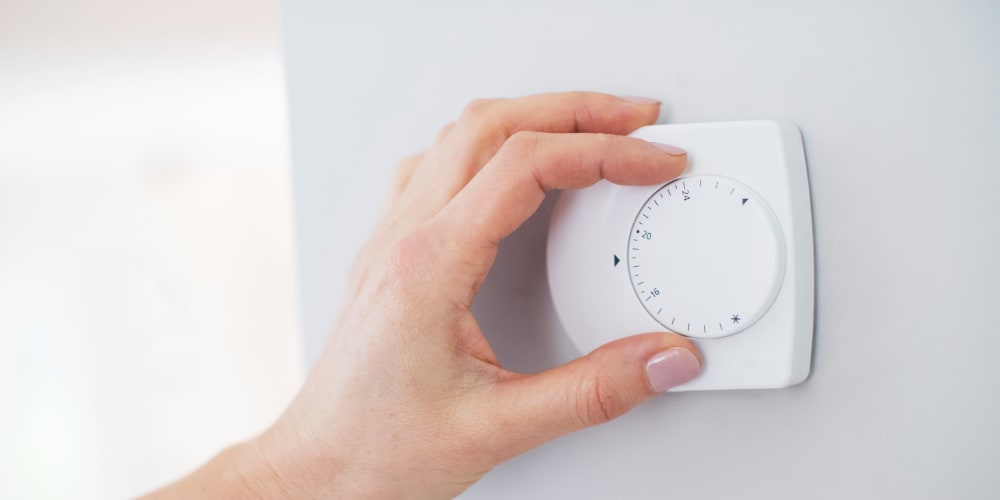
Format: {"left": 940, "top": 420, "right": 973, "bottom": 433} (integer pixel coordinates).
{"left": 618, "top": 95, "right": 661, "bottom": 105}
{"left": 650, "top": 142, "right": 687, "bottom": 157}
{"left": 645, "top": 348, "right": 701, "bottom": 392}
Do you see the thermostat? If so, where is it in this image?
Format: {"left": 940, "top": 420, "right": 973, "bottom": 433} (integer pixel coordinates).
{"left": 546, "top": 121, "right": 814, "bottom": 391}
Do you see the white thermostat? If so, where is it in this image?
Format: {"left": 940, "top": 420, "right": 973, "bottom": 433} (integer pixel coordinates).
{"left": 547, "top": 121, "right": 814, "bottom": 391}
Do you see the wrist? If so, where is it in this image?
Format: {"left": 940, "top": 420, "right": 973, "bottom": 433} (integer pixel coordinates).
{"left": 141, "top": 432, "right": 296, "bottom": 499}
{"left": 230, "top": 433, "right": 296, "bottom": 498}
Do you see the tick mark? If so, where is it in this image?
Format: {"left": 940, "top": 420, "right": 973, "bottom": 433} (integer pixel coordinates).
{"left": 667, "top": 190, "right": 672, "bottom": 196}
{"left": 645, "top": 295, "right": 653, "bottom": 302}
{"left": 633, "top": 265, "right": 640, "bottom": 268}
{"left": 715, "top": 181, "right": 719, "bottom": 189}
{"left": 703, "top": 324, "right": 707, "bottom": 333}
{"left": 730, "top": 187, "right": 735, "bottom": 195}
{"left": 671, "top": 317, "right": 676, "bottom": 325}
{"left": 653, "top": 199, "right": 659, "bottom": 207}
{"left": 657, "top": 308, "right": 662, "bottom": 314}
{"left": 686, "top": 323, "right": 690, "bottom": 331}
{"left": 632, "top": 247, "right": 639, "bottom": 251}
{"left": 699, "top": 179, "right": 702, "bottom": 187}
{"left": 719, "top": 322, "right": 724, "bottom": 331}
{"left": 659, "top": 193, "right": 664, "bottom": 198}
{"left": 683, "top": 181, "right": 687, "bottom": 190}
{"left": 637, "top": 281, "right": 645, "bottom": 285}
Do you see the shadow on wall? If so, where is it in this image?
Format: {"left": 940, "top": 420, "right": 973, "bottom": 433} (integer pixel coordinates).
{"left": 472, "top": 194, "right": 580, "bottom": 374}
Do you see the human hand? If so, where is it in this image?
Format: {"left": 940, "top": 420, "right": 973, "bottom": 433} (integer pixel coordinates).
{"left": 147, "top": 92, "right": 702, "bottom": 499}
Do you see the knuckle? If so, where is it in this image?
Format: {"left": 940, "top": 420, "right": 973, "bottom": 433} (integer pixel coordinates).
{"left": 593, "top": 132, "right": 618, "bottom": 148}
{"left": 574, "top": 371, "right": 627, "bottom": 427}
{"left": 384, "top": 229, "right": 435, "bottom": 288}
{"left": 389, "top": 154, "right": 421, "bottom": 193}
{"left": 398, "top": 151, "right": 423, "bottom": 166}
{"left": 459, "top": 98, "right": 496, "bottom": 124}
{"left": 501, "top": 130, "right": 541, "bottom": 157}
{"left": 435, "top": 121, "right": 456, "bottom": 142}
{"left": 394, "top": 152, "right": 421, "bottom": 175}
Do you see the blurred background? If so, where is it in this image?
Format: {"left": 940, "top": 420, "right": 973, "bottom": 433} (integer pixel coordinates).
{"left": 0, "top": 1, "right": 303, "bottom": 498}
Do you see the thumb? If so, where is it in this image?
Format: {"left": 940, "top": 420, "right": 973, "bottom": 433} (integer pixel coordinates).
{"left": 486, "top": 333, "right": 701, "bottom": 459}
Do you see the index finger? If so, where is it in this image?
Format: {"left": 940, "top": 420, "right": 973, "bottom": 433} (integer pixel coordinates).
{"left": 439, "top": 92, "right": 663, "bottom": 175}
{"left": 431, "top": 131, "right": 687, "bottom": 302}
{"left": 390, "top": 92, "right": 664, "bottom": 236}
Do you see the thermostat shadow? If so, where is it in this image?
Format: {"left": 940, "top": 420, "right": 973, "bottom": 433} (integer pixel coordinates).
{"left": 471, "top": 194, "right": 581, "bottom": 374}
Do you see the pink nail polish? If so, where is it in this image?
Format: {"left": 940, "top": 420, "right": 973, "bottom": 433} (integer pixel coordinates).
{"left": 645, "top": 348, "right": 701, "bottom": 392}
{"left": 619, "top": 95, "right": 661, "bottom": 105}
{"left": 650, "top": 142, "right": 687, "bottom": 157}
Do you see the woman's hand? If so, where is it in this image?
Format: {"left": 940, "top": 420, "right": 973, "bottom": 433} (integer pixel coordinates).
{"left": 147, "top": 91, "right": 701, "bottom": 499}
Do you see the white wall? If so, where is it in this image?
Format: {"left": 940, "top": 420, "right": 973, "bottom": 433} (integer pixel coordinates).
{"left": 282, "top": 1, "right": 1000, "bottom": 498}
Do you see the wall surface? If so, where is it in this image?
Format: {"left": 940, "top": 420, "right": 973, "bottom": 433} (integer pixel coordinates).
{"left": 281, "top": 1, "right": 1000, "bottom": 498}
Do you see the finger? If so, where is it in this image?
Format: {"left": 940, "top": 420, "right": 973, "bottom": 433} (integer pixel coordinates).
{"left": 390, "top": 118, "right": 453, "bottom": 199}
{"left": 471, "top": 333, "right": 701, "bottom": 463}
{"left": 394, "top": 122, "right": 452, "bottom": 197}
{"left": 398, "top": 93, "right": 662, "bottom": 226}
{"left": 452, "top": 92, "right": 660, "bottom": 148}
{"left": 391, "top": 152, "right": 425, "bottom": 195}
{"left": 380, "top": 122, "right": 456, "bottom": 231}
{"left": 431, "top": 131, "right": 686, "bottom": 298}
{"left": 379, "top": 151, "right": 425, "bottom": 219}
{"left": 435, "top": 120, "right": 457, "bottom": 140}
{"left": 430, "top": 92, "right": 660, "bottom": 180}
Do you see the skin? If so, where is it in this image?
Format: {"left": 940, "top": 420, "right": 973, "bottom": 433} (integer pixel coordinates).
{"left": 144, "top": 91, "right": 701, "bottom": 499}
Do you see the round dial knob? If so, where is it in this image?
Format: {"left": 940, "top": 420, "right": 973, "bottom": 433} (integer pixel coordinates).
{"left": 627, "top": 175, "right": 785, "bottom": 339}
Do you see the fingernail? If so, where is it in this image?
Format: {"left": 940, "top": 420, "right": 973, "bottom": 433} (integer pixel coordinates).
{"left": 650, "top": 142, "right": 687, "bottom": 157}
{"left": 645, "top": 348, "right": 701, "bottom": 392}
{"left": 618, "top": 95, "right": 661, "bottom": 105}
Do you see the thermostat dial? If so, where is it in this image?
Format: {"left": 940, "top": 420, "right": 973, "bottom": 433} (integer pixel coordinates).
{"left": 627, "top": 175, "right": 785, "bottom": 339}
{"left": 546, "top": 120, "right": 815, "bottom": 391}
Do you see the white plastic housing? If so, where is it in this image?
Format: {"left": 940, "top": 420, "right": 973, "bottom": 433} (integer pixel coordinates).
{"left": 546, "top": 120, "right": 814, "bottom": 391}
